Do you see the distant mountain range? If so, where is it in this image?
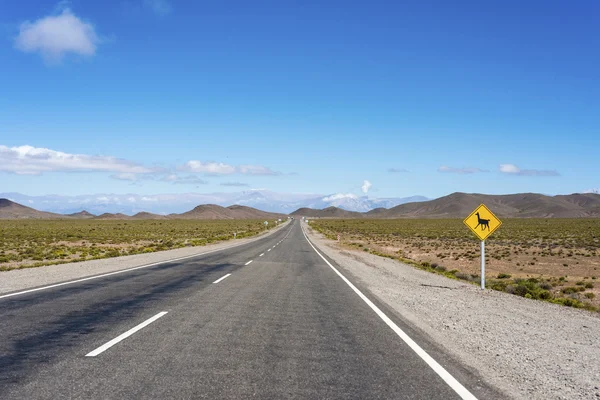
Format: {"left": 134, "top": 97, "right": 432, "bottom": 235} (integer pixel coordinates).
{"left": 0, "top": 191, "right": 428, "bottom": 215}
{"left": 292, "top": 192, "right": 600, "bottom": 218}
{"left": 0, "top": 198, "right": 285, "bottom": 220}
{"left": 3, "top": 192, "right": 600, "bottom": 220}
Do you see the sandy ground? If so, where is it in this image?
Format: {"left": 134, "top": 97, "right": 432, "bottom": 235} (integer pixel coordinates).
{"left": 305, "top": 225, "right": 600, "bottom": 400}
{"left": 0, "top": 222, "right": 289, "bottom": 295}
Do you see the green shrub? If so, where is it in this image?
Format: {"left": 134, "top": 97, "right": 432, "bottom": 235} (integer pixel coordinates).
{"left": 497, "top": 273, "right": 512, "bottom": 279}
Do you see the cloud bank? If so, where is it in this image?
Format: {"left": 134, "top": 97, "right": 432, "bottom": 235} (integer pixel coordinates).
{"left": 0, "top": 145, "right": 151, "bottom": 175}
{"left": 182, "top": 160, "right": 279, "bottom": 176}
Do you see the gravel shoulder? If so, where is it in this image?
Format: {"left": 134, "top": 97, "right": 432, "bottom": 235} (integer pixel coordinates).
{"left": 305, "top": 225, "right": 600, "bottom": 400}
{"left": 0, "top": 222, "right": 289, "bottom": 295}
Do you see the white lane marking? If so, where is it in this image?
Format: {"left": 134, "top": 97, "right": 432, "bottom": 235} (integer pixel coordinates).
{"left": 245, "top": 260, "right": 253, "bottom": 265}
{"left": 0, "top": 226, "right": 290, "bottom": 300}
{"left": 86, "top": 311, "right": 168, "bottom": 357}
{"left": 301, "top": 227, "right": 478, "bottom": 400}
{"left": 259, "top": 253, "right": 264, "bottom": 257}
{"left": 213, "top": 273, "right": 232, "bottom": 284}
{"left": 267, "top": 249, "right": 271, "bottom": 252}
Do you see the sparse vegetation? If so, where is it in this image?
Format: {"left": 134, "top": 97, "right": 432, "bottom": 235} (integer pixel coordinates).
{"left": 0, "top": 219, "right": 278, "bottom": 271}
{"left": 312, "top": 218, "right": 600, "bottom": 311}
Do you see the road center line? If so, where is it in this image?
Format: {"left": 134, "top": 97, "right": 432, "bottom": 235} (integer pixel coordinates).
{"left": 260, "top": 253, "right": 264, "bottom": 257}
{"left": 301, "top": 226, "right": 477, "bottom": 400}
{"left": 245, "top": 260, "right": 253, "bottom": 265}
{"left": 85, "top": 311, "right": 168, "bottom": 357}
{"left": 267, "top": 249, "right": 271, "bottom": 252}
{"left": 213, "top": 273, "right": 232, "bottom": 284}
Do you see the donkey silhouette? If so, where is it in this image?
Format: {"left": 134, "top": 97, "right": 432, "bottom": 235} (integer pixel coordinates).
{"left": 474, "top": 212, "right": 490, "bottom": 231}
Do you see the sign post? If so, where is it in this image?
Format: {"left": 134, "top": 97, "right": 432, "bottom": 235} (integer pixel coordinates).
{"left": 463, "top": 204, "right": 502, "bottom": 290}
{"left": 481, "top": 240, "right": 485, "bottom": 289}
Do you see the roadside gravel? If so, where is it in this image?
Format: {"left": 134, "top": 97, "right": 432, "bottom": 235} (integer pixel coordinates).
{"left": 306, "top": 225, "right": 600, "bottom": 400}
{"left": 0, "top": 222, "right": 288, "bottom": 295}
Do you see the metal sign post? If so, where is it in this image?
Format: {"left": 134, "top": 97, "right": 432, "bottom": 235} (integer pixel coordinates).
{"left": 481, "top": 240, "right": 485, "bottom": 289}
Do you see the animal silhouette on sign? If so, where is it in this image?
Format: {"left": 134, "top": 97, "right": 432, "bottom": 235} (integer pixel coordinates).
{"left": 474, "top": 212, "right": 490, "bottom": 231}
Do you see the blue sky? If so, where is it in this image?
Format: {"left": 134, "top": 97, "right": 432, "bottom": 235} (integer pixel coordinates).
{"left": 1, "top": 0, "right": 599, "bottom": 199}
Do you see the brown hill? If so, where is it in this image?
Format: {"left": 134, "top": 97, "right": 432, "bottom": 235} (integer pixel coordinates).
{"left": 173, "top": 204, "right": 284, "bottom": 220}
{"left": 226, "top": 205, "right": 285, "bottom": 220}
{"left": 290, "top": 193, "right": 600, "bottom": 219}
{"left": 67, "top": 210, "right": 96, "bottom": 219}
{"left": 290, "top": 206, "right": 364, "bottom": 219}
{"left": 94, "top": 213, "right": 132, "bottom": 220}
{"left": 0, "top": 198, "right": 65, "bottom": 219}
{"left": 381, "top": 192, "right": 600, "bottom": 218}
{"left": 131, "top": 212, "right": 167, "bottom": 220}
{"left": 175, "top": 204, "right": 235, "bottom": 219}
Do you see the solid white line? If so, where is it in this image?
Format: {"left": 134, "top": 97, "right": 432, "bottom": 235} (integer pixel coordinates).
{"left": 300, "top": 227, "right": 478, "bottom": 400}
{"left": 213, "top": 273, "right": 232, "bottom": 284}
{"left": 85, "top": 311, "right": 167, "bottom": 357}
{"left": 259, "top": 253, "right": 264, "bottom": 257}
{"left": 245, "top": 260, "right": 253, "bottom": 265}
{"left": 0, "top": 227, "right": 288, "bottom": 300}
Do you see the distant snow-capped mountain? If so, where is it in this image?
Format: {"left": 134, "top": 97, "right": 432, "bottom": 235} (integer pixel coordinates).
{"left": 0, "top": 191, "right": 429, "bottom": 215}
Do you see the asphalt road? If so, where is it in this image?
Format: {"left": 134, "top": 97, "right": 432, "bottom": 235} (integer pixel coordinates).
{"left": 0, "top": 220, "right": 503, "bottom": 399}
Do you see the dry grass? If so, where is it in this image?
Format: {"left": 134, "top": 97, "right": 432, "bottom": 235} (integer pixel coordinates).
{"left": 0, "top": 219, "right": 277, "bottom": 271}
{"left": 311, "top": 219, "right": 600, "bottom": 311}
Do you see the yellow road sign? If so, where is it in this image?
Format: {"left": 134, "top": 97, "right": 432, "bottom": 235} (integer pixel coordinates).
{"left": 464, "top": 204, "right": 502, "bottom": 241}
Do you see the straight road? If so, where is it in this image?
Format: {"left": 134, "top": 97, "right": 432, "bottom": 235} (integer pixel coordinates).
{"left": 0, "top": 220, "right": 502, "bottom": 399}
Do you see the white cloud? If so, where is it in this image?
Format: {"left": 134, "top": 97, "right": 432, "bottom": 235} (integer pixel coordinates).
{"left": 584, "top": 189, "right": 600, "bottom": 194}
{"left": 322, "top": 193, "right": 358, "bottom": 202}
{"left": 0, "top": 145, "right": 152, "bottom": 175}
{"left": 388, "top": 168, "right": 409, "bottom": 173}
{"left": 183, "top": 161, "right": 236, "bottom": 175}
{"left": 499, "top": 164, "right": 560, "bottom": 177}
{"left": 438, "top": 166, "right": 488, "bottom": 174}
{"left": 182, "top": 160, "right": 279, "bottom": 176}
{"left": 141, "top": 196, "right": 158, "bottom": 202}
{"left": 144, "top": 0, "right": 172, "bottom": 16}
{"left": 361, "top": 180, "right": 372, "bottom": 194}
{"left": 127, "top": 197, "right": 137, "bottom": 203}
{"left": 14, "top": 8, "right": 100, "bottom": 63}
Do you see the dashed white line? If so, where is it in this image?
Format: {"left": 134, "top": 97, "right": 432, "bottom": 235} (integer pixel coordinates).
{"left": 245, "top": 260, "right": 253, "bottom": 265}
{"left": 213, "top": 273, "right": 232, "bottom": 284}
{"left": 267, "top": 249, "right": 271, "bottom": 252}
{"left": 259, "top": 253, "right": 264, "bottom": 257}
{"left": 300, "top": 226, "right": 478, "bottom": 400}
{"left": 86, "top": 311, "right": 168, "bottom": 357}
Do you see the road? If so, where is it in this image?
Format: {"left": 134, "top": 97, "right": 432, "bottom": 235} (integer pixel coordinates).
{"left": 0, "top": 220, "right": 502, "bottom": 399}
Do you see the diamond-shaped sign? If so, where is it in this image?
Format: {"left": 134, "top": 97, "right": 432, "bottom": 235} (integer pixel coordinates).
{"left": 463, "top": 204, "right": 502, "bottom": 241}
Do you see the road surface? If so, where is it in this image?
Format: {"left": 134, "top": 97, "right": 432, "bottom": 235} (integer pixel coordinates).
{"left": 0, "top": 220, "right": 502, "bottom": 399}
